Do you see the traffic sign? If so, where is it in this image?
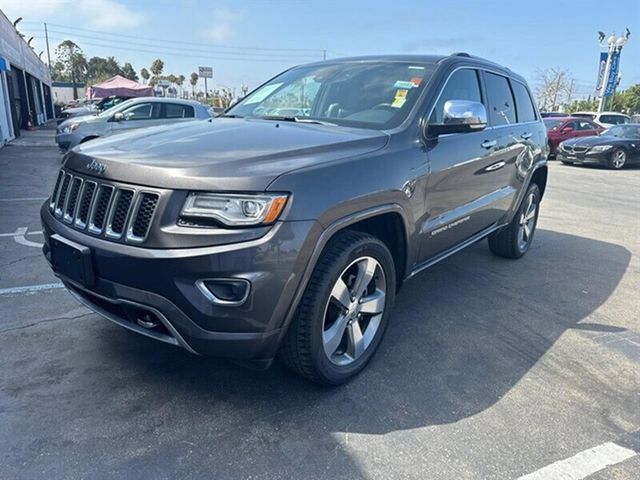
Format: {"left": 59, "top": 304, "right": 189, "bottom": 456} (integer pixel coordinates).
{"left": 198, "top": 66, "right": 213, "bottom": 78}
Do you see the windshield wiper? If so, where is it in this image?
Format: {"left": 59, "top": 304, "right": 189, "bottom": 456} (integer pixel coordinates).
{"left": 260, "top": 115, "right": 337, "bottom": 126}
{"left": 220, "top": 114, "right": 243, "bottom": 118}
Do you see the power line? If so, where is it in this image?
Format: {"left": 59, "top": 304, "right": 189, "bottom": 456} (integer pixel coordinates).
{"left": 32, "top": 35, "right": 315, "bottom": 64}
{"left": 38, "top": 28, "right": 321, "bottom": 59}
{"left": 22, "top": 21, "right": 324, "bottom": 54}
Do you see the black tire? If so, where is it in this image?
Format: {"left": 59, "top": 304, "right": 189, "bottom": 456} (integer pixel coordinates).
{"left": 608, "top": 148, "right": 627, "bottom": 170}
{"left": 560, "top": 160, "right": 574, "bottom": 166}
{"left": 80, "top": 135, "right": 99, "bottom": 144}
{"left": 488, "top": 183, "right": 541, "bottom": 259}
{"left": 280, "top": 230, "right": 396, "bottom": 385}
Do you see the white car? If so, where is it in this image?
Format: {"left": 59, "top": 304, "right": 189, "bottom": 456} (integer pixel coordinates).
{"left": 572, "top": 111, "right": 630, "bottom": 128}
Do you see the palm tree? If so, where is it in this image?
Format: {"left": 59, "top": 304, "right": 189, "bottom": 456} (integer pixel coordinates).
{"left": 176, "top": 74, "right": 185, "bottom": 97}
{"left": 190, "top": 72, "right": 199, "bottom": 98}
{"left": 140, "top": 67, "right": 150, "bottom": 84}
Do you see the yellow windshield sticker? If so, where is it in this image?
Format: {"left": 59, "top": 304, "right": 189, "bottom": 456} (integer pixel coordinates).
{"left": 392, "top": 89, "right": 408, "bottom": 108}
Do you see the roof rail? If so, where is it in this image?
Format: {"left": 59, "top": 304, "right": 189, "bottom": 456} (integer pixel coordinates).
{"left": 451, "top": 52, "right": 471, "bottom": 57}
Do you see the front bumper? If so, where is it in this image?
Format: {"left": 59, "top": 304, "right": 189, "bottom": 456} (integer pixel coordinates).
{"left": 41, "top": 203, "right": 321, "bottom": 360}
{"left": 556, "top": 148, "right": 610, "bottom": 165}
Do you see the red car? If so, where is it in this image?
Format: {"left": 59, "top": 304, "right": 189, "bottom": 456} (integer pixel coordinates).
{"left": 544, "top": 116, "right": 604, "bottom": 156}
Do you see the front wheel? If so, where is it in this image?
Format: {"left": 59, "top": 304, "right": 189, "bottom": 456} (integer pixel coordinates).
{"left": 488, "top": 183, "right": 541, "bottom": 259}
{"left": 561, "top": 160, "right": 574, "bottom": 166}
{"left": 280, "top": 231, "right": 396, "bottom": 385}
{"left": 609, "top": 148, "right": 627, "bottom": 169}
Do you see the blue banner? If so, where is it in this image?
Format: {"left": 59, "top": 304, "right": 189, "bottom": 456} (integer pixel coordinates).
{"left": 604, "top": 51, "right": 620, "bottom": 97}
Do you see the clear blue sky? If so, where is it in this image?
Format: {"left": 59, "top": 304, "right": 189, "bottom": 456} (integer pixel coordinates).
{"left": 6, "top": 0, "right": 640, "bottom": 95}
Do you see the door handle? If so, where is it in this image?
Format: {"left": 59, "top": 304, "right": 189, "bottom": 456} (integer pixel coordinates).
{"left": 481, "top": 140, "right": 497, "bottom": 149}
{"left": 485, "top": 161, "right": 506, "bottom": 172}
{"left": 521, "top": 132, "right": 532, "bottom": 140}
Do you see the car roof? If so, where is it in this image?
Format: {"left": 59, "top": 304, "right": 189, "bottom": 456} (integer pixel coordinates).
{"left": 125, "top": 97, "right": 203, "bottom": 107}
{"left": 300, "top": 53, "right": 527, "bottom": 84}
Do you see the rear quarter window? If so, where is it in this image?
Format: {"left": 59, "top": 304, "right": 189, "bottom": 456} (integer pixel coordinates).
{"left": 511, "top": 80, "right": 537, "bottom": 123}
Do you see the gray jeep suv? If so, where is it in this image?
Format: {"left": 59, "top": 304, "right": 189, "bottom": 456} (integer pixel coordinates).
{"left": 41, "top": 54, "right": 548, "bottom": 385}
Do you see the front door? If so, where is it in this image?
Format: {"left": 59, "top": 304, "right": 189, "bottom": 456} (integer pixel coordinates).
{"left": 110, "top": 102, "right": 163, "bottom": 134}
{"left": 419, "top": 68, "right": 509, "bottom": 262}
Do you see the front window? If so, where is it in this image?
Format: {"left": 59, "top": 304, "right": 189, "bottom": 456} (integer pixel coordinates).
{"left": 227, "top": 61, "right": 436, "bottom": 129}
{"left": 602, "top": 125, "right": 640, "bottom": 138}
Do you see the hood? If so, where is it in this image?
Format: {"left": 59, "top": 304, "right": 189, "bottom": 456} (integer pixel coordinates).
{"left": 58, "top": 114, "right": 101, "bottom": 129}
{"left": 64, "top": 118, "right": 389, "bottom": 191}
{"left": 562, "top": 135, "right": 630, "bottom": 147}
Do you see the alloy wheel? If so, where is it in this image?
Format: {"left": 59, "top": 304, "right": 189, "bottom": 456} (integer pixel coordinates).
{"left": 518, "top": 192, "right": 537, "bottom": 251}
{"left": 322, "top": 256, "right": 386, "bottom": 366}
{"left": 612, "top": 150, "right": 626, "bottom": 169}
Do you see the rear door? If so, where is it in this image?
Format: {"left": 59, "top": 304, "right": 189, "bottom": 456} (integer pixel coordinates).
{"left": 162, "top": 103, "right": 196, "bottom": 124}
{"left": 419, "top": 68, "right": 505, "bottom": 262}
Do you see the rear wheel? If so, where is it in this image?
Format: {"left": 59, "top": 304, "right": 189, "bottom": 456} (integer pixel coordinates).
{"left": 488, "top": 183, "right": 540, "bottom": 259}
{"left": 280, "top": 231, "right": 396, "bottom": 385}
{"left": 608, "top": 148, "right": 627, "bottom": 169}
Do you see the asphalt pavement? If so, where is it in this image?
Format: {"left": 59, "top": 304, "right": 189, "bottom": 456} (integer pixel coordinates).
{"left": 0, "top": 125, "right": 638, "bottom": 479}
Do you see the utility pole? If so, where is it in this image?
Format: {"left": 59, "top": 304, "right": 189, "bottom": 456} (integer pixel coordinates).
{"left": 596, "top": 29, "right": 630, "bottom": 113}
{"left": 44, "top": 23, "right": 52, "bottom": 73}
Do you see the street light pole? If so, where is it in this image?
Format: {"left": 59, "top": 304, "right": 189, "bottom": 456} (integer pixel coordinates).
{"left": 596, "top": 29, "right": 630, "bottom": 113}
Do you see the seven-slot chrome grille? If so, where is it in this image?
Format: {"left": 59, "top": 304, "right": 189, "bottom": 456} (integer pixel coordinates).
{"left": 48, "top": 170, "right": 160, "bottom": 243}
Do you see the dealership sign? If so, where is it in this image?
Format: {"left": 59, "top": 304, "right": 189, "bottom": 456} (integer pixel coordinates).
{"left": 198, "top": 66, "right": 213, "bottom": 78}
{"left": 595, "top": 51, "right": 607, "bottom": 94}
{"left": 603, "top": 51, "right": 620, "bottom": 97}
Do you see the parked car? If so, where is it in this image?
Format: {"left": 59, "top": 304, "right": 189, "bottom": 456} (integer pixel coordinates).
{"left": 55, "top": 97, "right": 211, "bottom": 151}
{"left": 58, "top": 96, "right": 132, "bottom": 124}
{"left": 544, "top": 116, "right": 604, "bottom": 156}
{"left": 41, "top": 54, "right": 548, "bottom": 385}
{"left": 557, "top": 123, "right": 640, "bottom": 169}
{"left": 571, "top": 111, "right": 630, "bottom": 128}
{"left": 540, "top": 112, "right": 570, "bottom": 118}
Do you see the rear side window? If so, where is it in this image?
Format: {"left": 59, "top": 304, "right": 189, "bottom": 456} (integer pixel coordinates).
{"left": 511, "top": 81, "right": 537, "bottom": 122}
{"left": 164, "top": 104, "right": 195, "bottom": 119}
{"left": 599, "top": 115, "right": 628, "bottom": 125}
{"left": 484, "top": 72, "right": 516, "bottom": 126}
{"left": 430, "top": 69, "right": 482, "bottom": 123}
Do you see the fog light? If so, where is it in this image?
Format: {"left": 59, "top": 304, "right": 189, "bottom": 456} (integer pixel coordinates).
{"left": 196, "top": 278, "right": 250, "bottom": 306}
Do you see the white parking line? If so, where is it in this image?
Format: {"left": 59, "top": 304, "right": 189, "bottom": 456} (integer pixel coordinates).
{"left": 517, "top": 442, "right": 637, "bottom": 480}
{"left": 0, "top": 227, "right": 44, "bottom": 248}
{"left": 0, "top": 197, "right": 48, "bottom": 202}
{"left": 0, "top": 283, "right": 64, "bottom": 296}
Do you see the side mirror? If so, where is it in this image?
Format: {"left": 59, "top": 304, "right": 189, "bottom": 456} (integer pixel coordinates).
{"left": 428, "top": 100, "right": 487, "bottom": 136}
{"left": 112, "top": 112, "right": 125, "bottom": 122}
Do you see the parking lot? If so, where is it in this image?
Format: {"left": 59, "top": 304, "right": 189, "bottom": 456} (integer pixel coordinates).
{"left": 0, "top": 125, "right": 639, "bottom": 479}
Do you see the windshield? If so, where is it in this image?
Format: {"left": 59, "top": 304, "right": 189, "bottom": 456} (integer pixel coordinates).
{"left": 97, "top": 98, "right": 136, "bottom": 117}
{"left": 227, "top": 61, "right": 436, "bottom": 129}
{"left": 543, "top": 119, "right": 563, "bottom": 130}
{"left": 602, "top": 125, "right": 640, "bottom": 138}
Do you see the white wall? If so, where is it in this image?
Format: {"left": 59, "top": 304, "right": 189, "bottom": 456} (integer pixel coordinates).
{"left": 53, "top": 86, "right": 88, "bottom": 105}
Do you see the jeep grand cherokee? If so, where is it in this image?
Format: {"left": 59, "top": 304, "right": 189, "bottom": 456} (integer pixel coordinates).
{"left": 41, "top": 54, "right": 548, "bottom": 385}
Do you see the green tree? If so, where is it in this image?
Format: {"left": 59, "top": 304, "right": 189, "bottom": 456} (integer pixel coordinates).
{"left": 85, "top": 56, "right": 121, "bottom": 84}
{"left": 190, "top": 72, "right": 199, "bottom": 97}
{"left": 121, "top": 62, "right": 138, "bottom": 81}
{"left": 54, "top": 40, "right": 87, "bottom": 99}
{"left": 140, "top": 67, "right": 150, "bottom": 84}
{"left": 150, "top": 59, "right": 164, "bottom": 76}
{"left": 176, "top": 74, "right": 185, "bottom": 97}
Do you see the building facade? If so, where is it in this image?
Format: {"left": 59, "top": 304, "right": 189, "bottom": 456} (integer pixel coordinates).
{"left": 0, "top": 10, "right": 54, "bottom": 144}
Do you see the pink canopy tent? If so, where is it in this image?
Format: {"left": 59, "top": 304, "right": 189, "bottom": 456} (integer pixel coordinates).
{"left": 87, "top": 75, "right": 154, "bottom": 98}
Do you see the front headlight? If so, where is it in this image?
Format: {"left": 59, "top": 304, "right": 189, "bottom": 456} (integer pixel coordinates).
{"left": 181, "top": 192, "right": 288, "bottom": 226}
{"left": 63, "top": 123, "right": 80, "bottom": 133}
{"left": 589, "top": 145, "right": 613, "bottom": 152}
